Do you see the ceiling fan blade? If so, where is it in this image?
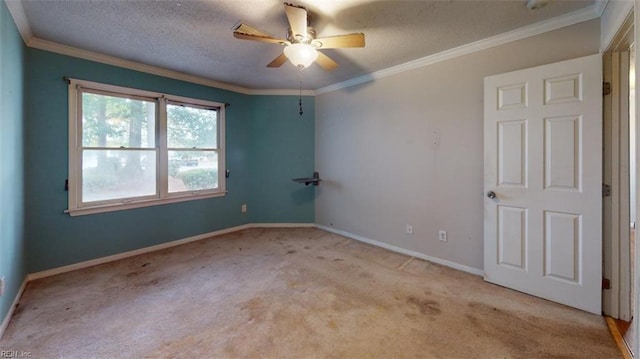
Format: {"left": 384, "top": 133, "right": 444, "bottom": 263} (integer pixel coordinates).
{"left": 233, "top": 23, "right": 273, "bottom": 38}
{"left": 312, "top": 33, "right": 365, "bottom": 49}
{"left": 233, "top": 32, "right": 289, "bottom": 45}
{"left": 316, "top": 52, "right": 338, "bottom": 71}
{"left": 284, "top": 3, "right": 308, "bottom": 39}
{"left": 267, "top": 53, "right": 288, "bottom": 68}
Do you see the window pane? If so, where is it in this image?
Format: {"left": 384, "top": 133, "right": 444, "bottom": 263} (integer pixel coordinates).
{"left": 168, "top": 151, "right": 218, "bottom": 193}
{"left": 167, "top": 104, "right": 217, "bottom": 149}
{"left": 82, "top": 149, "right": 156, "bottom": 202}
{"left": 82, "top": 92, "right": 156, "bottom": 148}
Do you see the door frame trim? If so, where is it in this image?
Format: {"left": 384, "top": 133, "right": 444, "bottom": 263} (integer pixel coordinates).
{"left": 602, "top": 10, "right": 634, "bottom": 322}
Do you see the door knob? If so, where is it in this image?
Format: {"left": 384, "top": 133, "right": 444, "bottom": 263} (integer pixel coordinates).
{"left": 487, "top": 191, "right": 496, "bottom": 199}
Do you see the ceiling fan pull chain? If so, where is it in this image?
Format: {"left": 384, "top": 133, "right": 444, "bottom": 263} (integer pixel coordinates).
{"left": 298, "top": 68, "right": 304, "bottom": 116}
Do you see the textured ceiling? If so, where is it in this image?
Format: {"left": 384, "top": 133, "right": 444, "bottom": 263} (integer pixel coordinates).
{"left": 18, "top": 0, "right": 596, "bottom": 90}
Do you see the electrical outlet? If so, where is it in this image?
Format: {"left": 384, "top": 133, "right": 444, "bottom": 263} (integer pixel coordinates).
{"left": 439, "top": 230, "right": 447, "bottom": 242}
{"left": 406, "top": 224, "right": 414, "bottom": 235}
{"left": 0, "top": 276, "right": 5, "bottom": 296}
{"left": 241, "top": 204, "right": 247, "bottom": 213}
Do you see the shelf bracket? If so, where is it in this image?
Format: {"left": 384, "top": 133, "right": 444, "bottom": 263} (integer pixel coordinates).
{"left": 292, "top": 171, "right": 321, "bottom": 186}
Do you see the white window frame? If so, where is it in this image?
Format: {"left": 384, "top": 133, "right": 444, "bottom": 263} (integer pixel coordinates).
{"left": 67, "top": 78, "right": 226, "bottom": 216}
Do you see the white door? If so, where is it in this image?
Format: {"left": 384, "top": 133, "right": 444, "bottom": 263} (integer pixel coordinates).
{"left": 484, "top": 54, "right": 602, "bottom": 314}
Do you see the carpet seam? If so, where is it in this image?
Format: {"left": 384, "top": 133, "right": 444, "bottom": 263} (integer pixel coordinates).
{"left": 397, "top": 257, "right": 414, "bottom": 271}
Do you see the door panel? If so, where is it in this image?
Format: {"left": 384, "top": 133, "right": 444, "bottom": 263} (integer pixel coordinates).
{"left": 498, "top": 120, "right": 527, "bottom": 187}
{"left": 497, "top": 205, "right": 527, "bottom": 270}
{"left": 484, "top": 54, "right": 602, "bottom": 314}
{"left": 543, "top": 210, "right": 580, "bottom": 283}
{"left": 544, "top": 116, "right": 581, "bottom": 190}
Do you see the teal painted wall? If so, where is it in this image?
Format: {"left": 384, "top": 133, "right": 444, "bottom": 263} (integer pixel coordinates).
{"left": 0, "top": 0, "right": 26, "bottom": 323}
{"left": 24, "top": 49, "right": 314, "bottom": 273}
{"left": 249, "top": 96, "right": 315, "bottom": 223}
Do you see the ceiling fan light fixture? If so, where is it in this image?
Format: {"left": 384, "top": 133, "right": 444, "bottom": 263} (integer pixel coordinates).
{"left": 284, "top": 43, "right": 318, "bottom": 69}
{"left": 525, "top": 0, "right": 550, "bottom": 10}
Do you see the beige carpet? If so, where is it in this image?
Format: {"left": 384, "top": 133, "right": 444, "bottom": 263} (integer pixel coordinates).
{"left": 0, "top": 228, "right": 620, "bottom": 358}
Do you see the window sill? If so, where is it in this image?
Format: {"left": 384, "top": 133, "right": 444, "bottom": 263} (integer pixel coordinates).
{"left": 66, "top": 191, "right": 227, "bottom": 216}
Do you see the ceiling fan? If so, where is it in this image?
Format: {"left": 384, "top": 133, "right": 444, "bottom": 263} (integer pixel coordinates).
{"left": 232, "top": 2, "right": 365, "bottom": 70}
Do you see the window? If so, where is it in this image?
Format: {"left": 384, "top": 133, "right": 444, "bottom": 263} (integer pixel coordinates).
{"left": 67, "top": 79, "right": 226, "bottom": 216}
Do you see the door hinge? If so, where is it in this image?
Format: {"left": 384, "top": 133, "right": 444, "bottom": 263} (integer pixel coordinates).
{"left": 64, "top": 179, "right": 69, "bottom": 192}
{"left": 603, "top": 278, "right": 611, "bottom": 290}
{"left": 603, "top": 183, "right": 611, "bottom": 197}
{"left": 603, "top": 82, "right": 611, "bottom": 96}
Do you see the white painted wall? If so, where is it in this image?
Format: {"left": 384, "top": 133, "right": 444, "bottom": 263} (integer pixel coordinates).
{"left": 315, "top": 19, "right": 601, "bottom": 271}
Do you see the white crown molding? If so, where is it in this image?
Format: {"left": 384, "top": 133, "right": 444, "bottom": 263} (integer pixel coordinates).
{"left": 8, "top": 0, "right": 602, "bottom": 97}
{"left": 27, "top": 38, "right": 253, "bottom": 95}
{"left": 315, "top": 4, "right": 602, "bottom": 95}
{"left": 248, "top": 88, "right": 315, "bottom": 96}
{"left": 27, "top": 38, "right": 314, "bottom": 96}
{"left": 4, "top": 0, "right": 32, "bottom": 43}
{"left": 4, "top": 0, "right": 309, "bottom": 96}
{"left": 599, "top": 0, "right": 634, "bottom": 52}
{"left": 594, "top": 0, "right": 610, "bottom": 17}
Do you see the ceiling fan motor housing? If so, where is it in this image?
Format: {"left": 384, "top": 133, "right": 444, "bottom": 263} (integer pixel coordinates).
{"left": 287, "top": 27, "right": 316, "bottom": 45}
{"left": 232, "top": 2, "right": 365, "bottom": 70}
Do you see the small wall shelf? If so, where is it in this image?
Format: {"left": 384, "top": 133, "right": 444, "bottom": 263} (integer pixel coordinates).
{"left": 292, "top": 172, "right": 321, "bottom": 186}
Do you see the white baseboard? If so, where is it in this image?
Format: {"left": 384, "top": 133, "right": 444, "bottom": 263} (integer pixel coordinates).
{"left": 314, "top": 224, "right": 485, "bottom": 277}
{"left": 0, "top": 278, "right": 27, "bottom": 340}
{"left": 7, "top": 221, "right": 481, "bottom": 339}
{"left": 3, "top": 222, "right": 315, "bottom": 337}
{"left": 251, "top": 223, "right": 315, "bottom": 228}
{"left": 27, "top": 221, "right": 481, "bottom": 281}
{"left": 27, "top": 223, "right": 315, "bottom": 281}
{"left": 28, "top": 224, "right": 251, "bottom": 281}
